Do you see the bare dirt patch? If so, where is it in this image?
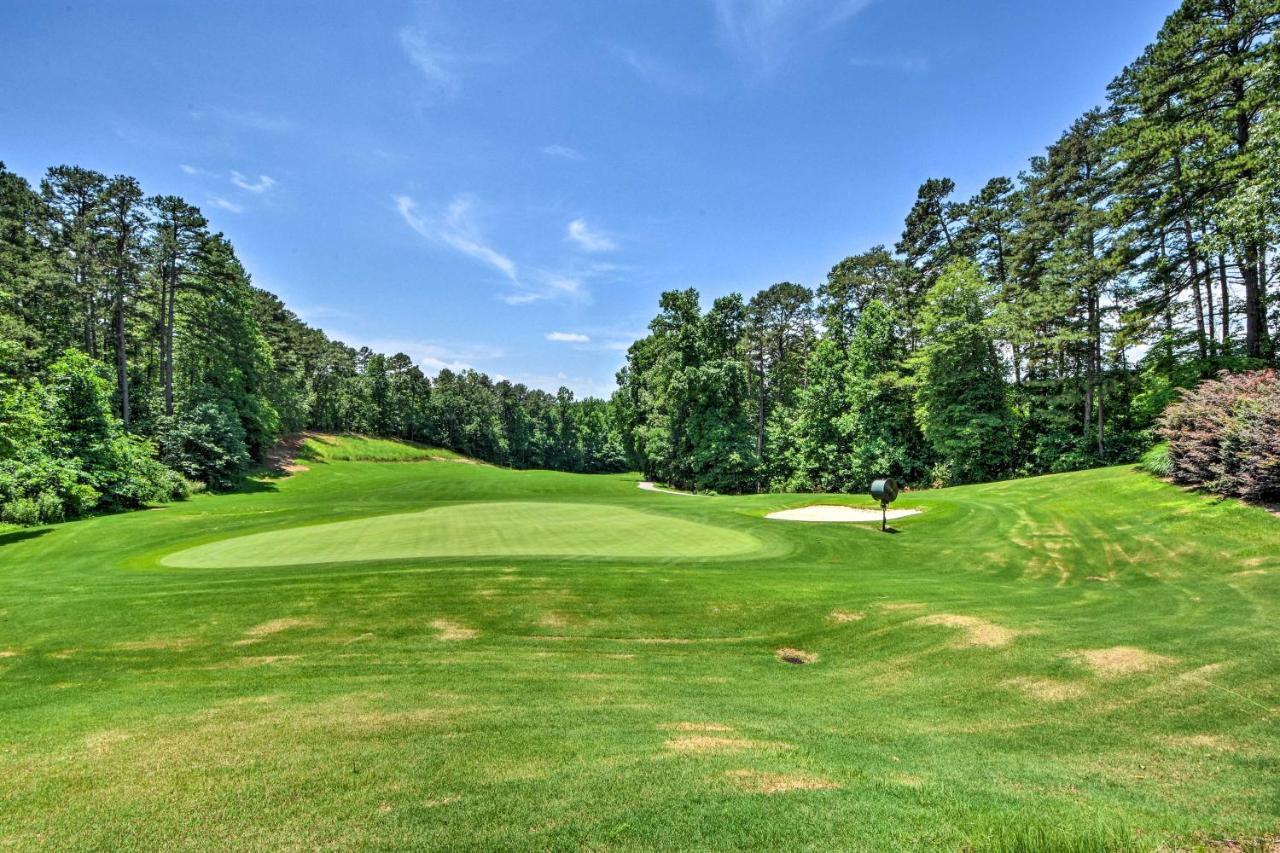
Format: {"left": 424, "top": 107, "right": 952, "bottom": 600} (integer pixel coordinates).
{"left": 424, "top": 796, "right": 461, "bottom": 808}
{"left": 0, "top": 650, "right": 21, "bottom": 658}
{"left": 725, "top": 769, "right": 841, "bottom": 793}
{"left": 1068, "top": 646, "right": 1176, "bottom": 678}
{"left": 828, "top": 609, "right": 865, "bottom": 623}
{"left": 913, "top": 614, "right": 1020, "bottom": 648}
{"left": 233, "top": 617, "right": 321, "bottom": 646}
{"left": 774, "top": 647, "right": 818, "bottom": 665}
{"left": 878, "top": 602, "right": 926, "bottom": 612}
{"left": 431, "top": 619, "right": 478, "bottom": 641}
{"left": 116, "top": 637, "right": 195, "bottom": 652}
{"left": 660, "top": 722, "right": 735, "bottom": 732}
{"left": 665, "top": 736, "right": 787, "bottom": 753}
{"left": 1003, "top": 677, "right": 1087, "bottom": 702}
{"left": 263, "top": 433, "right": 312, "bottom": 476}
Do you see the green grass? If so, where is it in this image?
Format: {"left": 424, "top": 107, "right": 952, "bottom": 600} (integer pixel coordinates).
{"left": 297, "top": 432, "right": 467, "bottom": 462}
{"left": 1, "top": 436, "right": 1277, "bottom": 850}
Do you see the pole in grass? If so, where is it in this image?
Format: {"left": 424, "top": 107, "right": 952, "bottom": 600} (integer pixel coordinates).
{"left": 869, "top": 478, "right": 899, "bottom": 532}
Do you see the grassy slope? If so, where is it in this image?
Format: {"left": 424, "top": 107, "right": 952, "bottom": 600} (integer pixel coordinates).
{"left": 0, "top": 441, "right": 1276, "bottom": 850}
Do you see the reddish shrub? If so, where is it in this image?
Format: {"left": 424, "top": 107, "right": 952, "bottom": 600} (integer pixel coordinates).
{"left": 1159, "top": 369, "right": 1280, "bottom": 501}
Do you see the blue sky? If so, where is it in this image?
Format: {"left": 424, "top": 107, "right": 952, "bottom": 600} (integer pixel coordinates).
{"left": 2, "top": 0, "right": 1175, "bottom": 397}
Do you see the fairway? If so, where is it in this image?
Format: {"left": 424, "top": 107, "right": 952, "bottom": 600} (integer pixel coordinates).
{"left": 1, "top": 440, "right": 1277, "bottom": 850}
{"left": 162, "top": 501, "right": 769, "bottom": 567}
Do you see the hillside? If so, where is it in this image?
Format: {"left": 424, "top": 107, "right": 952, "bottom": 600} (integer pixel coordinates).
{"left": 0, "top": 437, "right": 1276, "bottom": 850}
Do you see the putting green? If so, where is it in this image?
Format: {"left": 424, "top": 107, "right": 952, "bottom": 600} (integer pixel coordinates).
{"left": 161, "top": 501, "right": 766, "bottom": 567}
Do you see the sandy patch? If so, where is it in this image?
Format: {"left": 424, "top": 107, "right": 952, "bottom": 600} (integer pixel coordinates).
{"left": 424, "top": 796, "right": 461, "bottom": 808}
{"left": 725, "top": 769, "right": 840, "bottom": 793}
{"left": 878, "top": 602, "right": 926, "bottom": 612}
{"left": 774, "top": 647, "right": 818, "bottom": 665}
{"left": 1068, "top": 646, "right": 1176, "bottom": 678}
{"left": 1003, "top": 677, "right": 1087, "bottom": 702}
{"left": 665, "top": 736, "right": 786, "bottom": 753}
{"left": 431, "top": 619, "right": 478, "bottom": 641}
{"left": 206, "top": 655, "right": 300, "bottom": 669}
{"left": 661, "top": 722, "right": 735, "bottom": 732}
{"left": 0, "top": 650, "right": 21, "bottom": 658}
{"left": 828, "top": 609, "right": 865, "bottom": 623}
{"left": 637, "top": 481, "right": 704, "bottom": 497}
{"left": 538, "top": 612, "right": 568, "bottom": 629}
{"left": 234, "top": 618, "right": 320, "bottom": 646}
{"left": 766, "top": 504, "right": 920, "bottom": 523}
{"left": 913, "top": 614, "right": 1020, "bottom": 648}
{"left": 116, "top": 637, "right": 195, "bottom": 652}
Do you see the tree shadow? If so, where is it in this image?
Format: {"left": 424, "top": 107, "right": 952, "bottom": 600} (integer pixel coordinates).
{"left": 0, "top": 528, "right": 52, "bottom": 547}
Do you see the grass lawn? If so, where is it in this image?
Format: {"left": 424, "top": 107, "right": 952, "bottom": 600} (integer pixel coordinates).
{"left": 0, "top": 438, "right": 1277, "bottom": 850}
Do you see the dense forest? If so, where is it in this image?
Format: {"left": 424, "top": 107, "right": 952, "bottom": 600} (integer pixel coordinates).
{"left": 615, "top": 0, "right": 1280, "bottom": 492}
{"left": 1, "top": 0, "right": 1277, "bottom": 524}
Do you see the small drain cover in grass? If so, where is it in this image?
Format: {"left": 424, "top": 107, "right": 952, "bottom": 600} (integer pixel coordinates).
{"left": 775, "top": 647, "right": 818, "bottom": 665}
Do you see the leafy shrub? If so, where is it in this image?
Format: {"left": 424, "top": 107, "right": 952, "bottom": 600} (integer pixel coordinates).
{"left": 1, "top": 497, "right": 40, "bottom": 526}
{"left": 158, "top": 401, "right": 250, "bottom": 490}
{"left": 35, "top": 491, "right": 65, "bottom": 523}
{"left": 1160, "top": 369, "right": 1280, "bottom": 501}
{"left": 1140, "top": 442, "right": 1172, "bottom": 478}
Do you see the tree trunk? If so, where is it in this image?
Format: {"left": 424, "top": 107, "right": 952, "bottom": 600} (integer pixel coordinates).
{"left": 114, "top": 281, "right": 129, "bottom": 431}
{"left": 1219, "top": 254, "right": 1230, "bottom": 350}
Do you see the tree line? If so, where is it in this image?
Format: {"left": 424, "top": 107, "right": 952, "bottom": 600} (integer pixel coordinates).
{"left": 0, "top": 164, "right": 627, "bottom": 524}
{"left": 614, "top": 0, "right": 1279, "bottom": 493}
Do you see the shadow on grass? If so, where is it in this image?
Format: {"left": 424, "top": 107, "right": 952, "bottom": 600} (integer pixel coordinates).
{"left": 0, "top": 528, "right": 52, "bottom": 547}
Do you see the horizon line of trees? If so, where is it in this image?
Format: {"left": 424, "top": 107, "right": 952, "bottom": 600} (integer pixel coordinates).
{"left": 614, "top": 0, "right": 1279, "bottom": 493}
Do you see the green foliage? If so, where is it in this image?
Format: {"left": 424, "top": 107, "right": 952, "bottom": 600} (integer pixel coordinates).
{"left": 1140, "top": 442, "right": 1172, "bottom": 478}
{"left": 912, "top": 259, "right": 1017, "bottom": 484}
{"left": 158, "top": 401, "right": 250, "bottom": 490}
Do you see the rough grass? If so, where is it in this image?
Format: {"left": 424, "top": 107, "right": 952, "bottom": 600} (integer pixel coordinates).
{"left": 298, "top": 432, "right": 467, "bottom": 463}
{"left": 0, "top": 435, "right": 1277, "bottom": 850}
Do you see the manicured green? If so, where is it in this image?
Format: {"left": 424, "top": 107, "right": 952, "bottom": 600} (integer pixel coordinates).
{"left": 162, "top": 501, "right": 767, "bottom": 568}
{"left": 0, "top": 438, "right": 1277, "bottom": 850}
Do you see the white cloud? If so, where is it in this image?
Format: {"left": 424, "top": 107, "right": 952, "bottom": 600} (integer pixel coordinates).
{"left": 328, "top": 330, "right": 504, "bottom": 374}
{"left": 209, "top": 196, "right": 243, "bottom": 214}
{"left": 396, "top": 194, "right": 519, "bottom": 282}
{"left": 566, "top": 218, "right": 616, "bottom": 252}
{"left": 546, "top": 331, "right": 590, "bottom": 343}
{"left": 612, "top": 45, "right": 706, "bottom": 94}
{"left": 711, "top": 0, "right": 876, "bottom": 74}
{"left": 179, "top": 164, "right": 202, "bottom": 176}
{"left": 399, "top": 26, "right": 459, "bottom": 95}
{"left": 231, "top": 172, "right": 277, "bottom": 193}
{"left": 540, "top": 144, "right": 584, "bottom": 161}
{"left": 191, "top": 107, "right": 297, "bottom": 133}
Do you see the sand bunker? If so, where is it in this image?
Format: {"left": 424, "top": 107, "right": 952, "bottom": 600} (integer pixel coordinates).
{"left": 766, "top": 505, "right": 920, "bottom": 523}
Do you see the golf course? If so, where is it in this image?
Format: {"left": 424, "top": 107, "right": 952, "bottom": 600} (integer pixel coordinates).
{"left": 0, "top": 435, "right": 1276, "bottom": 850}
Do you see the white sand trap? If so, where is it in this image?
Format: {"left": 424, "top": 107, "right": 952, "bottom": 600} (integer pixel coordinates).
{"left": 766, "top": 505, "right": 921, "bottom": 523}
{"left": 637, "top": 481, "right": 705, "bottom": 497}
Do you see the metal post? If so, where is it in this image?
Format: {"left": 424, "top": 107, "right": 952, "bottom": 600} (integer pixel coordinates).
{"left": 881, "top": 501, "right": 887, "bottom": 532}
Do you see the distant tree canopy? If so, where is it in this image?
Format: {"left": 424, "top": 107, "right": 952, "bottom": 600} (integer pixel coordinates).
{"left": 1, "top": 0, "right": 1277, "bottom": 519}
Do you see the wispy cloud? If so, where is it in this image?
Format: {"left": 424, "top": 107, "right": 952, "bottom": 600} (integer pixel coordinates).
{"left": 398, "top": 26, "right": 462, "bottom": 96}
{"left": 231, "top": 172, "right": 277, "bottom": 194}
{"left": 328, "top": 330, "right": 504, "bottom": 374}
{"left": 502, "top": 271, "right": 588, "bottom": 306}
{"left": 546, "top": 331, "right": 590, "bottom": 343}
{"left": 612, "top": 45, "right": 706, "bottom": 94}
{"left": 192, "top": 107, "right": 297, "bottom": 133}
{"left": 850, "top": 55, "right": 929, "bottom": 73}
{"left": 396, "top": 194, "right": 519, "bottom": 282}
{"left": 541, "top": 144, "right": 584, "bottom": 161}
{"left": 209, "top": 196, "right": 243, "bottom": 214}
{"left": 566, "top": 218, "right": 616, "bottom": 253}
{"left": 711, "top": 0, "right": 876, "bottom": 74}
